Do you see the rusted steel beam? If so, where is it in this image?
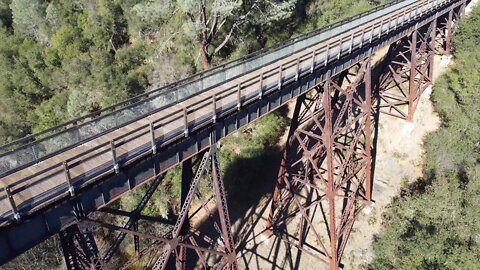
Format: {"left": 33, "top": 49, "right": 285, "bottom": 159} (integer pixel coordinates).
{"left": 268, "top": 59, "right": 374, "bottom": 269}
{"left": 88, "top": 130, "right": 236, "bottom": 270}
{"left": 323, "top": 74, "right": 339, "bottom": 270}
{"left": 267, "top": 94, "right": 306, "bottom": 231}
{"left": 364, "top": 61, "right": 373, "bottom": 203}
{"left": 446, "top": 9, "right": 454, "bottom": 55}
{"left": 377, "top": 18, "right": 436, "bottom": 121}
{"left": 102, "top": 174, "right": 165, "bottom": 263}
{"left": 407, "top": 29, "right": 418, "bottom": 122}
{"left": 175, "top": 158, "right": 193, "bottom": 270}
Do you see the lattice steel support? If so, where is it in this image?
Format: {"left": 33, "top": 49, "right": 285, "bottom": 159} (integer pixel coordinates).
{"left": 174, "top": 159, "right": 193, "bottom": 270}
{"left": 82, "top": 132, "right": 237, "bottom": 269}
{"left": 102, "top": 174, "right": 165, "bottom": 263}
{"left": 377, "top": 18, "right": 436, "bottom": 121}
{"left": 437, "top": 0, "right": 467, "bottom": 55}
{"left": 147, "top": 130, "right": 237, "bottom": 270}
{"left": 59, "top": 223, "right": 103, "bottom": 270}
{"left": 267, "top": 59, "right": 374, "bottom": 269}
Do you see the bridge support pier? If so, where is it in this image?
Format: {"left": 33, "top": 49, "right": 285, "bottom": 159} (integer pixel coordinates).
{"left": 267, "top": 59, "right": 374, "bottom": 269}
{"left": 378, "top": 2, "right": 468, "bottom": 122}
{"left": 80, "top": 131, "right": 237, "bottom": 269}
{"left": 150, "top": 133, "right": 237, "bottom": 270}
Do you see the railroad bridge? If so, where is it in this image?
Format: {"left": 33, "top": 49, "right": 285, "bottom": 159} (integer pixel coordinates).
{"left": 0, "top": 0, "right": 471, "bottom": 269}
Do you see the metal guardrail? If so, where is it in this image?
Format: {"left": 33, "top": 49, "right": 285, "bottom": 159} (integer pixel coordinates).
{"left": 0, "top": 0, "right": 460, "bottom": 223}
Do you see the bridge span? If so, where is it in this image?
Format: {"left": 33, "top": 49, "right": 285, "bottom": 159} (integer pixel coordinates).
{"left": 0, "top": 0, "right": 470, "bottom": 269}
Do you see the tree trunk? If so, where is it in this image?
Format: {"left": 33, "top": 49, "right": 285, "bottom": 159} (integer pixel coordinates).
{"left": 201, "top": 42, "right": 211, "bottom": 69}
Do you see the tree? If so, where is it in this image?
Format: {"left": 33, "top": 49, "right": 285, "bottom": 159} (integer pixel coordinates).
{"left": 10, "top": 0, "right": 49, "bottom": 43}
{"left": 181, "top": 0, "right": 297, "bottom": 68}
{"left": 0, "top": 0, "right": 12, "bottom": 27}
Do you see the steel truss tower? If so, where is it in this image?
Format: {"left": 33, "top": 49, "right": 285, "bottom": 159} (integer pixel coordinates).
{"left": 267, "top": 59, "right": 374, "bottom": 270}
{"left": 377, "top": 2, "right": 466, "bottom": 121}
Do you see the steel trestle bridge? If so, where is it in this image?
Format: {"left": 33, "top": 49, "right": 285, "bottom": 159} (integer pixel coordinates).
{"left": 0, "top": 0, "right": 470, "bottom": 269}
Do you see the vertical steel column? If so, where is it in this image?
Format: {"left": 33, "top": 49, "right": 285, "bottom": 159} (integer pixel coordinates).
{"left": 267, "top": 94, "right": 306, "bottom": 231}
{"left": 445, "top": 9, "right": 453, "bottom": 55}
{"left": 210, "top": 133, "right": 237, "bottom": 269}
{"left": 175, "top": 159, "right": 193, "bottom": 270}
{"left": 322, "top": 75, "right": 338, "bottom": 270}
{"left": 407, "top": 29, "right": 418, "bottom": 122}
{"left": 429, "top": 17, "right": 437, "bottom": 82}
{"left": 460, "top": 0, "right": 466, "bottom": 17}
{"left": 364, "top": 61, "right": 373, "bottom": 203}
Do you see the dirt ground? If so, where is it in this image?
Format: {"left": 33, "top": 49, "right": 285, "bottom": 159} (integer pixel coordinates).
{"left": 229, "top": 51, "right": 450, "bottom": 269}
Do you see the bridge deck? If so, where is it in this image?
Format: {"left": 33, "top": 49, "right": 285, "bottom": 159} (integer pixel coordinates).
{"left": 0, "top": 0, "right": 454, "bottom": 225}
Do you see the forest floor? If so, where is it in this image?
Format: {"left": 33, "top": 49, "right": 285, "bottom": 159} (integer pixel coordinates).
{"left": 227, "top": 51, "right": 450, "bottom": 269}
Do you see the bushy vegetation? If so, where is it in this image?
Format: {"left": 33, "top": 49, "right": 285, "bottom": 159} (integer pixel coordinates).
{"left": 371, "top": 5, "right": 480, "bottom": 269}
{"left": 0, "top": 0, "right": 389, "bottom": 268}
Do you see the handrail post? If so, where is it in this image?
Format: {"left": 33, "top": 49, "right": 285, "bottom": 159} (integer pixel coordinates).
{"left": 295, "top": 58, "right": 300, "bottom": 81}
{"left": 212, "top": 94, "right": 217, "bottom": 123}
{"left": 310, "top": 50, "right": 316, "bottom": 73}
{"left": 360, "top": 30, "right": 365, "bottom": 48}
{"left": 369, "top": 25, "right": 374, "bottom": 43}
{"left": 324, "top": 44, "right": 330, "bottom": 66}
{"left": 348, "top": 33, "right": 354, "bottom": 54}
{"left": 5, "top": 186, "right": 20, "bottom": 222}
{"left": 236, "top": 84, "right": 242, "bottom": 110}
{"left": 277, "top": 65, "right": 283, "bottom": 90}
{"left": 378, "top": 20, "right": 384, "bottom": 39}
{"left": 63, "top": 161, "right": 75, "bottom": 196}
{"left": 31, "top": 145, "right": 38, "bottom": 162}
{"left": 149, "top": 122, "right": 157, "bottom": 155}
{"left": 337, "top": 40, "right": 342, "bottom": 60}
{"left": 183, "top": 108, "right": 189, "bottom": 137}
{"left": 258, "top": 74, "right": 264, "bottom": 100}
{"left": 110, "top": 140, "right": 119, "bottom": 174}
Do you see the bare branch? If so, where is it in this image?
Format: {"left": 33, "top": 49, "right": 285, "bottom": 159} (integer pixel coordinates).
{"left": 212, "top": 24, "right": 237, "bottom": 56}
{"left": 186, "top": 12, "right": 195, "bottom": 23}
{"left": 109, "top": 35, "right": 117, "bottom": 53}
{"left": 207, "top": 14, "right": 219, "bottom": 43}
{"left": 154, "top": 31, "right": 179, "bottom": 58}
